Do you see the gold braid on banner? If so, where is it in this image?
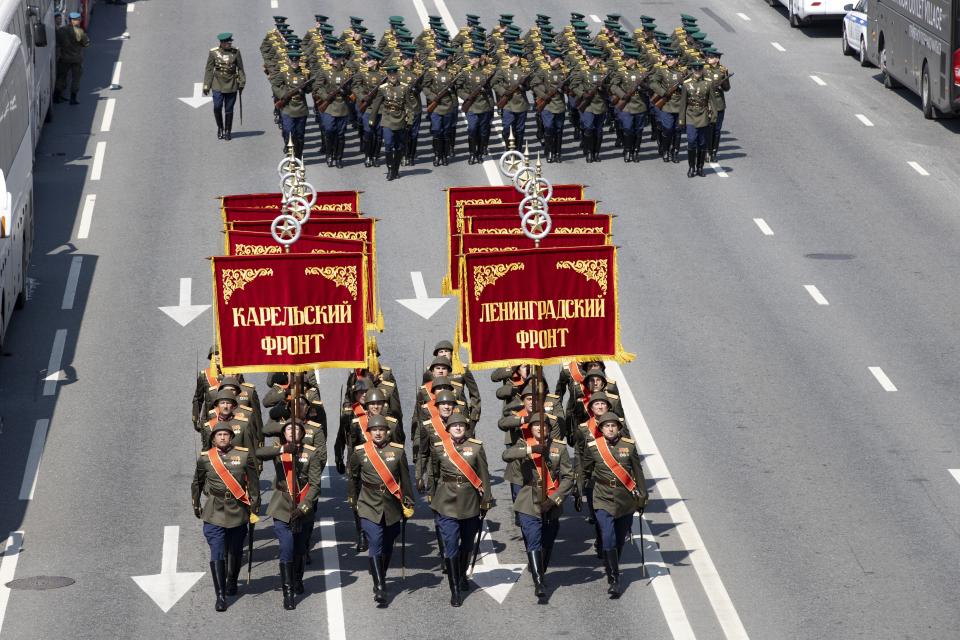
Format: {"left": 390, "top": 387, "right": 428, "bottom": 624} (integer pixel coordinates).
{"left": 316, "top": 230, "right": 367, "bottom": 241}
{"left": 553, "top": 226, "right": 604, "bottom": 235}
{"left": 455, "top": 198, "right": 503, "bottom": 233}
{"left": 469, "top": 246, "right": 518, "bottom": 253}
{"left": 472, "top": 262, "right": 524, "bottom": 300}
{"left": 556, "top": 259, "right": 608, "bottom": 296}
{"left": 222, "top": 268, "right": 274, "bottom": 304}
{"left": 304, "top": 265, "right": 358, "bottom": 300}
{"left": 477, "top": 228, "right": 523, "bottom": 235}
{"left": 235, "top": 244, "right": 283, "bottom": 256}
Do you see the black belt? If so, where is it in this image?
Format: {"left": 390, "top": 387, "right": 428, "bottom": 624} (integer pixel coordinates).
{"left": 441, "top": 474, "right": 469, "bottom": 484}
{"left": 362, "top": 481, "right": 390, "bottom": 493}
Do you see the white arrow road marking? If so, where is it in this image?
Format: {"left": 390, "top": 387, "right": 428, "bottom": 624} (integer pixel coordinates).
{"left": 179, "top": 83, "right": 213, "bottom": 109}
{"left": 158, "top": 278, "right": 211, "bottom": 326}
{"left": 132, "top": 526, "right": 205, "bottom": 613}
{"left": 42, "top": 329, "right": 67, "bottom": 396}
{"left": 855, "top": 114, "right": 874, "bottom": 127}
{"left": 949, "top": 469, "right": 960, "bottom": 486}
{"left": 396, "top": 272, "right": 449, "bottom": 319}
{"left": 0, "top": 532, "right": 24, "bottom": 636}
{"left": 468, "top": 520, "right": 526, "bottom": 604}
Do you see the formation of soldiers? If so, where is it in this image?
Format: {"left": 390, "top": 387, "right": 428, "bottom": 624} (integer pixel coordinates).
{"left": 216, "top": 11, "right": 732, "bottom": 179}
{"left": 191, "top": 343, "right": 647, "bottom": 610}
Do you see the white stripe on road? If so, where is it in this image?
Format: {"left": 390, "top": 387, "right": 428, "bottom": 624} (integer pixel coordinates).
{"left": 91, "top": 141, "right": 106, "bottom": 181}
{"left": 317, "top": 519, "right": 345, "bottom": 640}
{"left": 803, "top": 284, "right": 829, "bottom": 305}
{"left": 483, "top": 160, "right": 504, "bottom": 186}
{"left": 907, "top": 161, "right": 929, "bottom": 176}
{"left": 607, "top": 360, "right": 749, "bottom": 640}
{"left": 100, "top": 98, "right": 116, "bottom": 132}
{"left": 949, "top": 469, "right": 960, "bottom": 486}
{"left": 61, "top": 257, "right": 82, "bottom": 310}
{"left": 0, "top": 532, "right": 24, "bottom": 637}
{"left": 855, "top": 113, "right": 874, "bottom": 127}
{"left": 410, "top": 0, "right": 430, "bottom": 28}
{"left": 590, "top": 14, "right": 601, "bottom": 23}
{"left": 635, "top": 515, "right": 696, "bottom": 639}
{"left": 19, "top": 420, "right": 50, "bottom": 500}
{"left": 709, "top": 162, "right": 728, "bottom": 178}
{"left": 753, "top": 218, "right": 774, "bottom": 236}
{"left": 111, "top": 61, "right": 122, "bottom": 87}
{"left": 77, "top": 194, "right": 96, "bottom": 239}
{"left": 607, "top": 362, "right": 750, "bottom": 640}
{"left": 432, "top": 0, "right": 458, "bottom": 38}
{"left": 127, "top": 2, "right": 135, "bottom": 12}
{"left": 43, "top": 330, "right": 68, "bottom": 396}
{"left": 736, "top": 12, "right": 751, "bottom": 20}
{"left": 771, "top": 42, "right": 786, "bottom": 52}
{"left": 868, "top": 366, "right": 897, "bottom": 391}
{"left": 809, "top": 75, "right": 827, "bottom": 86}
{"left": 270, "top": 0, "right": 278, "bottom": 8}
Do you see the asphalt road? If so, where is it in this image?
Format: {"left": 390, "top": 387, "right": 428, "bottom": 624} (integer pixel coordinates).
{"left": 1, "top": 0, "right": 960, "bottom": 638}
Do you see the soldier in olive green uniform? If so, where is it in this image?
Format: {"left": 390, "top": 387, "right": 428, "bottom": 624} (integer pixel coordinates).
{"left": 257, "top": 421, "right": 326, "bottom": 610}
{"left": 678, "top": 59, "right": 716, "bottom": 178}
{"left": 368, "top": 65, "right": 416, "bottom": 181}
{"left": 649, "top": 48, "right": 686, "bottom": 162}
{"left": 502, "top": 414, "right": 573, "bottom": 599}
{"left": 493, "top": 46, "right": 532, "bottom": 148}
{"left": 571, "top": 49, "right": 610, "bottom": 163}
{"left": 347, "top": 415, "right": 415, "bottom": 605}
{"left": 498, "top": 383, "right": 565, "bottom": 504}
{"left": 192, "top": 423, "right": 260, "bottom": 611}
{"left": 203, "top": 33, "right": 246, "bottom": 140}
{"left": 704, "top": 49, "right": 730, "bottom": 162}
{"left": 311, "top": 47, "right": 354, "bottom": 167}
{"left": 582, "top": 413, "right": 647, "bottom": 597}
{"left": 455, "top": 51, "right": 496, "bottom": 165}
{"left": 354, "top": 50, "right": 387, "bottom": 167}
{"left": 54, "top": 12, "right": 90, "bottom": 104}
{"left": 199, "top": 389, "right": 256, "bottom": 451}
{"left": 531, "top": 49, "right": 570, "bottom": 162}
{"left": 609, "top": 50, "right": 650, "bottom": 162}
{"left": 429, "top": 412, "right": 493, "bottom": 607}
{"left": 397, "top": 46, "right": 424, "bottom": 166}
{"left": 428, "top": 341, "right": 481, "bottom": 428}
{"left": 271, "top": 47, "right": 310, "bottom": 159}
{"left": 422, "top": 51, "right": 459, "bottom": 166}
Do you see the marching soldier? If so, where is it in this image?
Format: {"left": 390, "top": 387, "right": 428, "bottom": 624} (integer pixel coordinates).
{"left": 203, "top": 33, "right": 246, "bottom": 140}
{"left": 54, "top": 11, "right": 90, "bottom": 105}
{"left": 649, "top": 48, "right": 685, "bottom": 163}
{"left": 572, "top": 48, "right": 609, "bottom": 163}
{"left": 311, "top": 47, "right": 354, "bottom": 168}
{"left": 271, "top": 47, "right": 310, "bottom": 158}
{"left": 354, "top": 50, "right": 387, "bottom": 167}
{"left": 422, "top": 50, "right": 459, "bottom": 166}
{"left": 350, "top": 388, "right": 403, "bottom": 443}
{"left": 216, "top": 376, "right": 263, "bottom": 444}
{"left": 609, "top": 50, "right": 649, "bottom": 162}
{"left": 257, "top": 421, "right": 326, "bottom": 610}
{"left": 198, "top": 389, "right": 256, "bottom": 451}
{"left": 347, "top": 415, "right": 415, "bottom": 606}
{"left": 498, "top": 383, "right": 565, "bottom": 501}
{"left": 456, "top": 50, "right": 495, "bottom": 165}
{"left": 263, "top": 392, "right": 326, "bottom": 446}
{"left": 398, "top": 46, "right": 425, "bottom": 166}
{"left": 582, "top": 413, "right": 647, "bottom": 597}
{"left": 430, "top": 341, "right": 481, "bottom": 428}
{"left": 704, "top": 49, "right": 730, "bottom": 162}
{"left": 531, "top": 49, "right": 568, "bottom": 163}
{"left": 192, "top": 345, "right": 224, "bottom": 428}
{"left": 502, "top": 414, "right": 573, "bottom": 600}
{"left": 192, "top": 422, "right": 260, "bottom": 611}
{"left": 493, "top": 45, "right": 532, "bottom": 149}
{"left": 678, "top": 59, "right": 715, "bottom": 178}
{"left": 367, "top": 65, "right": 416, "bottom": 181}
{"left": 345, "top": 358, "right": 402, "bottom": 424}
{"left": 429, "top": 412, "right": 493, "bottom": 607}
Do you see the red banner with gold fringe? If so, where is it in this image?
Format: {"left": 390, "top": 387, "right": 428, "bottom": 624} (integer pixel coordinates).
{"left": 461, "top": 199, "right": 598, "bottom": 217}
{"left": 466, "top": 214, "right": 612, "bottom": 236}
{"left": 224, "top": 230, "right": 365, "bottom": 257}
{"left": 220, "top": 191, "right": 360, "bottom": 212}
{"left": 221, "top": 207, "right": 362, "bottom": 224}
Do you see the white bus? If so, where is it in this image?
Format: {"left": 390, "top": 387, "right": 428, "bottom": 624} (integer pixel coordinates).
{"left": 0, "top": 0, "right": 55, "bottom": 147}
{"left": 766, "top": 0, "right": 852, "bottom": 27}
{"left": 0, "top": 31, "right": 34, "bottom": 347}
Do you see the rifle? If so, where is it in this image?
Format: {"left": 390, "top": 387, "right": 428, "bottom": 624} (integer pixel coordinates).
{"left": 575, "top": 70, "right": 614, "bottom": 112}
{"left": 358, "top": 85, "right": 379, "bottom": 112}
{"left": 652, "top": 71, "right": 688, "bottom": 110}
{"left": 495, "top": 70, "right": 535, "bottom": 109}
{"left": 315, "top": 74, "right": 354, "bottom": 113}
{"left": 535, "top": 70, "right": 574, "bottom": 113}
{"left": 614, "top": 70, "right": 654, "bottom": 111}
{"left": 460, "top": 71, "right": 494, "bottom": 114}
{"left": 274, "top": 77, "right": 314, "bottom": 110}
{"left": 425, "top": 70, "right": 463, "bottom": 113}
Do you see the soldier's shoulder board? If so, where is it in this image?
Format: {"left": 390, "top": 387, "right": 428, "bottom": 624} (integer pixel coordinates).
{"left": 546, "top": 413, "right": 557, "bottom": 420}
{"left": 433, "top": 441, "right": 444, "bottom": 447}
{"left": 386, "top": 416, "right": 397, "bottom": 423}
{"left": 579, "top": 421, "right": 588, "bottom": 428}
{"left": 382, "top": 366, "right": 392, "bottom": 372}
{"left": 235, "top": 415, "right": 249, "bottom": 422}
{"left": 421, "top": 420, "right": 433, "bottom": 426}
{"left": 310, "top": 400, "right": 323, "bottom": 406}
{"left": 546, "top": 393, "right": 560, "bottom": 400}
{"left": 451, "top": 380, "right": 463, "bottom": 387}
{"left": 683, "top": 77, "right": 693, "bottom": 83}
{"left": 200, "top": 450, "right": 209, "bottom": 456}
{"left": 354, "top": 444, "right": 366, "bottom": 451}
{"left": 342, "top": 407, "right": 353, "bottom": 414}
{"left": 553, "top": 438, "right": 567, "bottom": 445}
{"left": 606, "top": 393, "right": 620, "bottom": 400}
{"left": 380, "top": 380, "right": 395, "bottom": 387}
{"left": 621, "top": 437, "right": 635, "bottom": 444}
{"left": 234, "top": 446, "right": 249, "bottom": 452}
{"left": 307, "top": 420, "right": 322, "bottom": 427}
{"left": 468, "top": 438, "right": 483, "bottom": 445}
{"left": 303, "top": 444, "right": 317, "bottom": 451}
{"left": 389, "top": 442, "right": 404, "bottom": 449}
{"left": 587, "top": 440, "right": 598, "bottom": 447}
{"left": 241, "top": 382, "right": 255, "bottom": 389}
{"left": 210, "top": 47, "right": 219, "bottom": 52}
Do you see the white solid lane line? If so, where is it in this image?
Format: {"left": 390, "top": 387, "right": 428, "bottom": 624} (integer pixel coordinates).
{"left": 635, "top": 515, "right": 696, "bottom": 639}
{"left": 607, "top": 362, "right": 750, "bottom": 640}
{"left": 432, "top": 0, "right": 458, "bottom": 39}
{"left": 77, "top": 194, "right": 96, "bottom": 239}
{"left": 771, "top": 42, "right": 786, "bottom": 52}
{"left": 809, "top": 75, "right": 826, "bottom": 86}
{"left": 736, "top": 12, "right": 751, "bottom": 20}
{"left": 410, "top": 0, "right": 430, "bottom": 28}
{"left": 100, "top": 98, "right": 116, "bottom": 132}
{"left": 709, "top": 162, "right": 728, "bottom": 178}
{"left": 111, "top": 61, "right": 122, "bottom": 87}
{"left": 753, "top": 218, "right": 774, "bottom": 235}
{"left": 61, "top": 257, "right": 82, "bottom": 310}
{"left": 803, "top": 284, "right": 829, "bottom": 305}
{"left": 868, "top": 366, "right": 898, "bottom": 391}
{"left": 91, "top": 141, "right": 106, "bottom": 181}
{"left": 127, "top": 2, "right": 135, "bottom": 12}
{"left": 19, "top": 419, "right": 50, "bottom": 500}
{"left": 590, "top": 14, "right": 601, "bottom": 23}
{"left": 317, "top": 519, "right": 346, "bottom": 640}
{"left": 949, "top": 469, "right": 960, "bottom": 486}
{"left": 0, "top": 532, "right": 24, "bottom": 636}
{"left": 483, "top": 160, "right": 504, "bottom": 186}
{"left": 43, "top": 329, "right": 68, "bottom": 396}
{"left": 855, "top": 113, "right": 874, "bottom": 127}
{"left": 907, "top": 161, "right": 929, "bottom": 176}
{"left": 270, "top": 0, "right": 278, "bottom": 8}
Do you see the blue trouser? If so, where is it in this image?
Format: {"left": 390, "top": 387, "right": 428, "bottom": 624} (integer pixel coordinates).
{"left": 517, "top": 512, "right": 559, "bottom": 552}
{"left": 203, "top": 522, "right": 246, "bottom": 561}
{"left": 362, "top": 110, "right": 380, "bottom": 134}
{"left": 656, "top": 109, "right": 680, "bottom": 135}
{"left": 320, "top": 112, "right": 347, "bottom": 136}
{"left": 616, "top": 110, "right": 647, "bottom": 135}
{"left": 510, "top": 483, "right": 521, "bottom": 502}
{"left": 501, "top": 109, "right": 527, "bottom": 142}
{"left": 465, "top": 110, "right": 492, "bottom": 137}
{"left": 430, "top": 111, "right": 456, "bottom": 137}
{"left": 360, "top": 516, "right": 401, "bottom": 559}
{"left": 686, "top": 124, "right": 712, "bottom": 151}
{"left": 382, "top": 126, "right": 407, "bottom": 152}
{"left": 580, "top": 111, "right": 605, "bottom": 134}
{"left": 595, "top": 509, "right": 632, "bottom": 551}
{"left": 212, "top": 90, "right": 237, "bottom": 116}
{"left": 541, "top": 110, "right": 565, "bottom": 135}
{"left": 274, "top": 518, "right": 311, "bottom": 562}
{"left": 408, "top": 111, "right": 422, "bottom": 142}
{"left": 436, "top": 514, "right": 480, "bottom": 558}
{"left": 280, "top": 113, "right": 306, "bottom": 144}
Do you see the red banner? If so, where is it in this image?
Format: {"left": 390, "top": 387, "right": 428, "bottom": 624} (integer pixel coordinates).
{"left": 228, "top": 217, "right": 379, "bottom": 329}
{"left": 467, "top": 214, "right": 612, "bottom": 236}
{"left": 220, "top": 191, "right": 360, "bottom": 213}
{"left": 461, "top": 199, "right": 598, "bottom": 217}
{"left": 459, "top": 245, "right": 632, "bottom": 369}
{"left": 212, "top": 253, "right": 368, "bottom": 373}
{"left": 224, "top": 230, "right": 364, "bottom": 256}
{"left": 222, "top": 207, "right": 361, "bottom": 224}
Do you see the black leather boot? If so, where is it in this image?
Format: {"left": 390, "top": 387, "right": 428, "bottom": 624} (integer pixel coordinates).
{"left": 69, "top": 92, "right": 78, "bottom": 105}
{"left": 604, "top": 549, "right": 622, "bottom": 597}
{"left": 225, "top": 553, "right": 240, "bottom": 596}
{"left": 687, "top": 149, "right": 697, "bottom": 178}
{"left": 223, "top": 112, "right": 233, "bottom": 140}
{"left": 445, "top": 557, "right": 462, "bottom": 607}
{"left": 671, "top": 131, "right": 681, "bottom": 163}
{"left": 458, "top": 550, "right": 471, "bottom": 591}
{"left": 622, "top": 133, "right": 634, "bottom": 162}
{"left": 336, "top": 135, "right": 345, "bottom": 168}
{"left": 363, "top": 134, "right": 373, "bottom": 168}
{"left": 446, "top": 130, "right": 456, "bottom": 158}
{"left": 373, "top": 134, "right": 382, "bottom": 167}
{"left": 593, "top": 133, "right": 602, "bottom": 162}
{"left": 710, "top": 128, "right": 721, "bottom": 162}
{"left": 436, "top": 529, "right": 447, "bottom": 573}
{"left": 697, "top": 148, "right": 707, "bottom": 177}
{"left": 440, "top": 137, "right": 449, "bottom": 165}
{"left": 370, "top": 556, "right": 387, "bottom": 604}
{"left": 292, "top": 136, "right": 304, "bottom": 160}
{"left": 323, "top": 132, "right": 333, "bottom": 166}
{"left": 467, "top": 136, "right": 478, "bottom": 165}
{"left": 409, "top": 137, "right": 418, "bottom": 166}
{"left": 211, "top": 560, "right": 228, "bottom": 611}
{"left": 528, "top": 550, "right": 547, "bottom": 598}
{"left": 632, "top": 130, "right": 642, "bottom": 162}
{"left": 280, "top": 562, "right": 296, "bottom": 610}
{"left": 214, "top": 109, "right": 224, "bottom": 140}
{"left": 660, "top": 131, "right": 671, "bottom": 162}
{"left": 294, "top": 554, "right": 305, "bottom": 594}
{"left": 433, "top": 138, "right": 442, "bottom": 166}
{"left": 582, "top": 132, "right": 593, "bottom": 162}
{"left": 53, "top": 89, "right": 64, "bottom": 103}
{"left": 385, "top": 151, "right": 395, "bottom": 181}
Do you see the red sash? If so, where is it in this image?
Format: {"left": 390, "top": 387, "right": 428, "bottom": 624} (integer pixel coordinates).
{"left": 429, "top": 405, "right": 483, "bottom": 495}
{"left": 207, "top": 448, "right": 250, "bottom": 505}
{"left": 570, "top": 362, "right": 591, "bottom": 411}
{"left": 587, "top": 416, "right": 601, "bottom": 439}
{"left": 423, "top": 380, "right": 435, "bottom": 400}
{"left": 594, "top": 437, "right": 636, "bottom": 492}
{"left": 363, "top": 442, "right": 403, "bottom": 502}
{"left": 281, "top": 452, "right": 310, "bottom": 505}
{"left": 352, "top": 402, "right": 369, "bottom": 437}
{"left": 517, "top": 409, "right": 560, "bottom": 497}
{"left": 205, "top": 367, "right": 219, "bottom": 388}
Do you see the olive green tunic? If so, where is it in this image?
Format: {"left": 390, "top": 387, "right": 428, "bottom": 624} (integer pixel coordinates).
{"left": 192, "top": 446, "right": 260, "bottom": 528}
{"left": 502, "top": 438, "right": 574, "bottom": 518}
{"left": 257, "top": 443, "right": 326, "bottom": 521}
{"left": 429, "top": 438, "right": 493, "bottom": 518}
{"left": 582, "top": 435, "right": 647, "bottom": 518}
{"left": 203, "top": 46, "right": 246, "bottom": 94}
{"left": 347, "top": 441, "right": 414, "bottom": 526}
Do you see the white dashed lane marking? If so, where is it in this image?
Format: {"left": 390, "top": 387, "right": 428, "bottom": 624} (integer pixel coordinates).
{"left": 753, "top": 218, "right": 774, "bottom": 235}
{"left": 868, "top": 366, "right": 898, "bottom": 391}
{"left": 907, "top": 161, "right": 929, "bottom": 176}
{"left": 803, "top": 284, "right": 829, "bottom": 305}
{"left": 100, "top": 98, "right": 115, "bottom": 132}
{"left": 91, "top": 141, "right": 106, "bottom": 181}
{"left": 809, "top": 75, "right": 826, "bottom": 86}
{"left": 771, "top": 42, "right": 786, "bottom": 52}
{"left": 736, "top": 12, "right": 751, "bottom": 20}
{"left": 855, "top": 114, "right": 874, "bottom": 127}
{"left": 61, "top": 257, "right": 82, "bottom": 310}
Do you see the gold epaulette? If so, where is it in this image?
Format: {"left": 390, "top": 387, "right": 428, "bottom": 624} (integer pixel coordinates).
{"left": 241, "top": 382, "right": 255, "bottom": 388}
{"left": 355, "top": 444, "right": 365, "bottom": 451}
{"left": 468, "top": 438, "right": 482, "bottom": 444}
{"left": 235, "top": 446, "right": 249, "bottom": 451}
{"left": 606, "top": 393, "right": 619, "bottom": 400}
{"left": 201, "top": 450, "right": 209, "bottom": 455}
{"left": 546, "top": 413, "right": 557, "bottom": 420}
{"left": 235, "top": 415, "right": 249, "bottom": 422}
{"left": 433, "top": 441, "right": 444, "bottom": 447}
{"left": 451, "top": 380, "right": 463, "bottom": 387}
{"left": 210, "top": 47, "right": 218, "bottom": 52}
{"left": 307, "top": 420, "right": 322, "bottom": 427}
{"left": 422, "top": 420, "right": 433, "bottom": 426}
{"left": 553, "top": 438, "right": 567, "bottom": 445}
{"left": 386, "top": 416, "right": 397, "bottom": 423}
{"left": 579, "top": 421, "right": 588, "bottom": 428}
{"left": 621, "top": 437, "right": 634, "bottom": 444}
{"left": 683, "top": 77, "right": 693, "bottom": 83}
{"left": 380, "top": 380, "right": 395, "bottom": 387}
{"left": 587, "top": 440, "right": 598, "bottom": 447}
{"left": 304, "top": 444, "right": 316, "bottom": 450}
{"left": 389, "top": 442, "right": 404, "bottom": 449}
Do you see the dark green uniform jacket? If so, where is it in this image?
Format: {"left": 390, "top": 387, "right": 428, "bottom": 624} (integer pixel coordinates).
{"left": 582, "top": 435, "right": 647, "bottom": 518}
{"left": 192, "top": 446, "right": 260, "bottom": 528}
{"left": 502, "top": 438, "right": 574, "bottom": 518}
{"left": 429, "top": 437, "right": 493, "bottom": 518}
{"left": 347, "top": 441, "right": 414, "bottom": 526}
{"left": 56, "top": 25, "right": 90, "bottom": 64}
{"left": 257, "top": 443, "right": 326, "bottom": 521}
{"left": 204, "top": 46, "right": 246, "bottom": 93}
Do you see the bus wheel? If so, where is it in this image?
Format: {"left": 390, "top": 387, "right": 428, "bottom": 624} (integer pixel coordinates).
{"left": 921, "top": 66, "right": 937, "bottom": 119}
{"left": 880, "top": 47, "right": 899, "bottom": 89}
{"left": 45, "top": 100, "right": 53, "bottom": 123}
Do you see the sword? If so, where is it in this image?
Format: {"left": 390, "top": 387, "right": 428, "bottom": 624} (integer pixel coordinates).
{"left": 246, "top": 519, "right": 255, "bottom": 584}
{"left": 468, "top": 509, "right": 487, "bottom": 576}
{"left": 238, "top": 88, "right": 243, "bottom": 125}
{"left": 401, "top": 516, "right": 407, "bottom": 580}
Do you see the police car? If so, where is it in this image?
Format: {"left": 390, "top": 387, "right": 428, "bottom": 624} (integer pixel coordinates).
{"left": 769, "top": 0, "right": 849, "bottom": 28}
{"left": 840, "top": 0, "right": 872, "bottom": 66}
